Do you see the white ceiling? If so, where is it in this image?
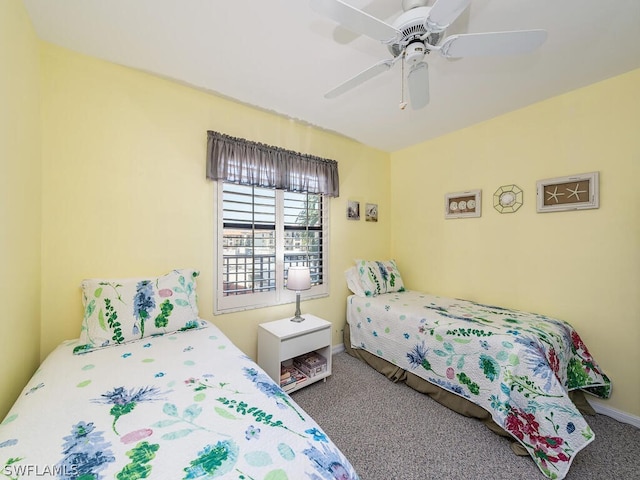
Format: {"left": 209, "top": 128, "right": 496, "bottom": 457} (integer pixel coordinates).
{"left": 23, "top": 0, "right": 640, "bottom": 152}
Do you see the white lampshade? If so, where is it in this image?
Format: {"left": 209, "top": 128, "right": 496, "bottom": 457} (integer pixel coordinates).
{"left": 287, "top": 266, "right": 311, "bottom": 291}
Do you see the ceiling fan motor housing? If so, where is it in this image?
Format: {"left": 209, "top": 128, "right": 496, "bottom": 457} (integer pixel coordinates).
{"left": 387, "top": 6, "right": 442, "bottom": 58}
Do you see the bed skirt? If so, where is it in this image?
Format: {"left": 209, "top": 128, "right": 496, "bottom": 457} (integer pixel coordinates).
{"left": 343, "top": 322, "right": 596, "bottom": 455}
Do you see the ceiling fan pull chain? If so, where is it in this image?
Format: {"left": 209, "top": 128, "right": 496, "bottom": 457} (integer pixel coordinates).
{"left": 399, "top": 52, "right": 408, "bottom": 110}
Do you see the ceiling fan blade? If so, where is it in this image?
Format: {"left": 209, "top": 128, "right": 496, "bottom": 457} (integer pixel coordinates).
{"left": 407, "top": 61, "right": 429, "bottom": 110}
{"left": 310, "top": 0, "right": 400, "bottom": 43}
{"left": 325, "top": 59, "right": 394, "bottom": 99}
{"left": 439, "top": 30, "right": 547, "bottom": 58}
{"left": 425, "top": 0, "right": 471, "bottom": 32}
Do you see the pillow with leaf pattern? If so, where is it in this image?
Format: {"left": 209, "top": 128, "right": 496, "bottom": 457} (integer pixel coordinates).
{"left": 74, "top": 269, "right": 204, "bottom": 354}
{"left": 354, "top": 259, "right": 405, "bottom": 296}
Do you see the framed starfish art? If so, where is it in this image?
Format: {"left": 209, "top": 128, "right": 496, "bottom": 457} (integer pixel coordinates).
{"left": 536, "top": 172, "right": 599, "bottom": 213}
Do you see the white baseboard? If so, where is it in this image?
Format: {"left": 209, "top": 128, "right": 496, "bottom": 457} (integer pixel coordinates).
{"left": 589, "top": 400, "right": 640, "bottom": 428}
{"left": 332, "top": 343, "right": 345, "bottom": 355}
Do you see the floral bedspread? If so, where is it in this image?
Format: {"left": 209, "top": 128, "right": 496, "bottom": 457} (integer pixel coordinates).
{"left": 0, "top": 322, "right": 358, "bottom": 480}
{"left": 347, "top": 291, "right": 611, "bottom": 480}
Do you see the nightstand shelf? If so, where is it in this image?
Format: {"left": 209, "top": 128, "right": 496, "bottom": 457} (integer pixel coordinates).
{"left": 257, "top": 314, "right": 332, "bottom": 393}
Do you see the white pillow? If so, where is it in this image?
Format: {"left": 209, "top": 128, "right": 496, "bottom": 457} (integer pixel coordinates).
{"left": 344, "top": 267, "right": 367, "bottom": 297}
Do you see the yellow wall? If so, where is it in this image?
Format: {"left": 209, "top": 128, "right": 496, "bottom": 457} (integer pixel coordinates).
{"left": 39, "top": 43, "right": 390, "bottom": 362}
{"left": 0, "top": 0, "right": 42, "bottom": 418}
{"left": 390, "top": 69, "right": 640, "bottom": 416}
{"left": 2, "top": 4, "right": 637, "bottom": 422}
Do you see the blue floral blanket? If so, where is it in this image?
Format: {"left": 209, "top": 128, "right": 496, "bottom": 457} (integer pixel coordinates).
{"left": 347, "top": 291, "right": 611, "bottom": 480}
{"left": 0, "top": 322, "right": 358, "bottom": 480}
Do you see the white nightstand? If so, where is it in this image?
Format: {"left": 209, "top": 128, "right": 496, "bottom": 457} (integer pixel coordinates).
{"left": 257, "top": 314, "right": 332, "bottom": 393}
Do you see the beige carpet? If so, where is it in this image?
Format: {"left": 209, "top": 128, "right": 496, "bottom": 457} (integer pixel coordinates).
{"left": 291, "top": 351, "right": 640, "bottom": 480}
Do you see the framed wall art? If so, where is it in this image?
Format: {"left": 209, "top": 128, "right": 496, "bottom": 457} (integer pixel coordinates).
{"left": 536, "top": 172, "right": 599, "bottom": 213}
{"left": 347, "top": 200, "right": 360, "bottom": 220}
{"left": 493, "top": 184, "right": 523, "bottom": 214}
{"left": 445, "top": 189, "right": 481, "bottom": 219}
{"left": 365, "top": 203, "right": 378, "bottom": 222}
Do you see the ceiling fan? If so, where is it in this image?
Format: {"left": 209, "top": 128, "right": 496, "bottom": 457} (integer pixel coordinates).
{"left": 310, "top": 0, "right": 547, "bottom": 109}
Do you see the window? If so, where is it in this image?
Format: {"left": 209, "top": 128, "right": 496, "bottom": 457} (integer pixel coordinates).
{"left": 214, "top": 182, "right": 329, "bottom": 313}
{"left": 206, "top": 130, "right": 338, "bottom": 313}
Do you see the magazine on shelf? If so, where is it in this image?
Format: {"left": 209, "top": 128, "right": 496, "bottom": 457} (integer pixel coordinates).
{"left": 280, "top": 363, "right": 308, "bottom": 391}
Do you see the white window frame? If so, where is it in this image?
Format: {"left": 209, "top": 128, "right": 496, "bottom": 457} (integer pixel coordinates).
{"left": 213, "top": 181, "right": 330, "bottom": 314}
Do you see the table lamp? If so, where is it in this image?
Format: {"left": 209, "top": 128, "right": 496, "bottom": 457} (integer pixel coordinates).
{"left": 286, "top": 266, "right": 311, "bottom": 322}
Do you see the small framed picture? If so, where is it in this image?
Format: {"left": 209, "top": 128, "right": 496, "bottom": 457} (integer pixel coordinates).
{"left": 536, "top": 172, "right": 599, "bottom": 213}
{"left": 365, "top": 203, "right": 378, "bottom": 222}
{"left": 445, "top": 190, "right": 481, "bottom": 219}
{"left": 347, "top": 200, "right": 360, "bottom": 220}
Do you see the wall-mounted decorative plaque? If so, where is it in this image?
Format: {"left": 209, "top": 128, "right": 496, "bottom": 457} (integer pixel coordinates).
{"left": 445, "top": 190, "right": 481, "bottom": 219}
{"left": 494, "top": 184, "right": 523, "bottom": 214}
{"left": 365, "top": 203, "right": 378, "bottom": 222}
{"left": 347, "top": 200, "right": 360, "bottom": 220}
{"left": 536, "top": 172, "right": 599, "bottom": 213}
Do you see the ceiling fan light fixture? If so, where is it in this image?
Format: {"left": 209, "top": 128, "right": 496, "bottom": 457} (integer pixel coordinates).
{"left": 405, "top": 42, "right": 426, "bottom": 64}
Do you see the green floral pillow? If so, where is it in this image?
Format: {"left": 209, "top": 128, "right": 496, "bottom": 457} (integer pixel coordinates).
{"left": 354, "top": 259, "right": 406, "bottom": 296}
{"left": 75, "top": 269, "right": 203, "bottom": 354}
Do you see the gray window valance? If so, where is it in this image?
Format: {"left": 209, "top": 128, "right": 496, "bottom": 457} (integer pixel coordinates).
{"left": 206, "top": 130, "right": 339, "bottom": 197}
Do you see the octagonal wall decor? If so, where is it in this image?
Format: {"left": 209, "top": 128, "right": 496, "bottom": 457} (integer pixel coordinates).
{"left": 445, "top": 190, "right": 481, "bottom": 219}
{"left": 494, "top": 184, "right": 523, "bottom": 213}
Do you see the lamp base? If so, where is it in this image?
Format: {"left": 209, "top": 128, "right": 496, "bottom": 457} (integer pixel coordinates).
{"left": 290, "top": 291, "right": 305, "bottom": 322}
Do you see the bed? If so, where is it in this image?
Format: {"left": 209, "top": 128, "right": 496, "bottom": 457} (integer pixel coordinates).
{"left": 0, "top": 269, "right": 359, "bottom": 480}
{"left": 344, "top": 260, "right": 611, "bottom": 480}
